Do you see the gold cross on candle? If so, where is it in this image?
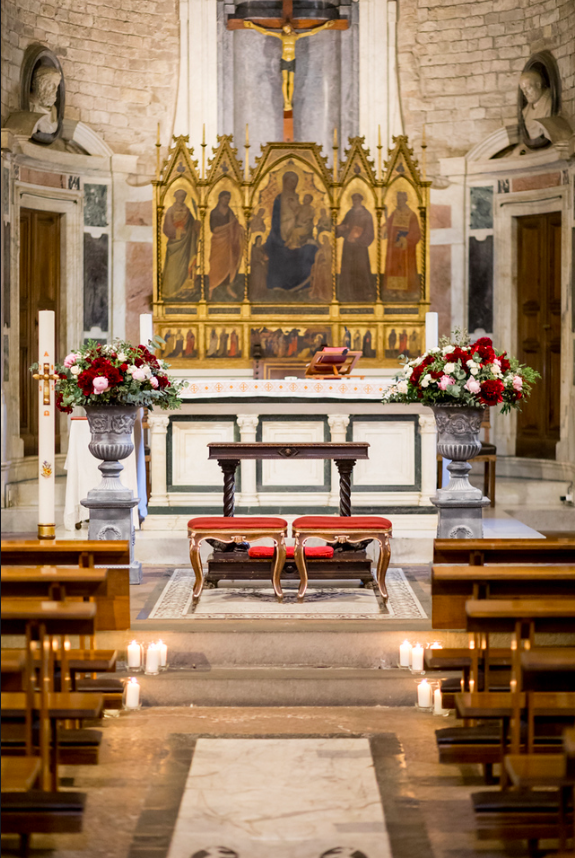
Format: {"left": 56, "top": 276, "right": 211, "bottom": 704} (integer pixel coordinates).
{"left": 33, "top": 362, "right": 60, "bottom": 406}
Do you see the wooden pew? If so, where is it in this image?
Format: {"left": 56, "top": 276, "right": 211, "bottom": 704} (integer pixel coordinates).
{"left": 1, "top": 540, "right": 131, "bottom": 630}
{"left": 433, "top": 537, "right": 575, "bottom": 566}
{"left": 431, "top": 564, "right": 575, "bottom": 629}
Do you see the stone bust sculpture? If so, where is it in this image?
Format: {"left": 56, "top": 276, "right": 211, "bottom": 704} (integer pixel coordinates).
{"left": 519, "top": 68, "right": 553, "bottom": 141}
{"left": 29, "top": 65, "right": 62, "bottom": 135}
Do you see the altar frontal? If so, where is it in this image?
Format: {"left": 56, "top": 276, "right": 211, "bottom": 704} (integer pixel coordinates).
{"left": 152, "top": 134, "right": 431, "bottom": 368}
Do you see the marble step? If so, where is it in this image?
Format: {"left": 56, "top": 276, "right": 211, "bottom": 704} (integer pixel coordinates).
{"left": 130, "top": 666, "right": 458, "bottom": 707}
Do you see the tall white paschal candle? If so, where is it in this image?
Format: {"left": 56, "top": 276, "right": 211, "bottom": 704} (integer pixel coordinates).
{"left": 425, "top": 312, "right": 438, "bottom": 352}
{"left": 399, "top": 640, "right": 412, "bottom": 667}
{"left": 139, "top": 314, "right": 154, "bottom": 346}
{"left": 37, "top": 311, "right": 56, "bottom": 539}
{"left": 411, "top": 643, "right": 424, "bottom": 672}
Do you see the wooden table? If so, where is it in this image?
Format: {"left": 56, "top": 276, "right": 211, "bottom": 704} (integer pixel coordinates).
{"left": 208, "top": 441, "right": 369, "bottom": 517}
{"left": 1, "top": 567, "right": 108, "bottom": 600}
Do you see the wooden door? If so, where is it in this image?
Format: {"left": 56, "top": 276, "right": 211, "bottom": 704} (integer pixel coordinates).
{"left": 19, "top": 209, "right": 61, "bottom": 456}
{"left": 516, "top": 212, "right": 561, "bottom": 459}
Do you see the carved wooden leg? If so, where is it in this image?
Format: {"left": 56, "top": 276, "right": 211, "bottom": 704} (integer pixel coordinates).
{"left": 219, "top": 459, "right": 240, "bottom": 517}
{"left": 189, "top": 536, "right": 205, "bottom": 600}
{"left": 293, "top": 534, "right": 309, "bottom": 601}
{"left": 335, "top": 459, "right": 355, "bottom": 516}
{"left": 271, "top": 535, "right": 287, "bottom": 602}
{"left": 374, "top": 532, "right": 391, "bottom": 602}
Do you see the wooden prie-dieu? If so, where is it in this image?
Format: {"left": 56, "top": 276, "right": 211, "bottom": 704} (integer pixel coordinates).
{"left": 206, "top": 441, "right": 374, "bottom": 587}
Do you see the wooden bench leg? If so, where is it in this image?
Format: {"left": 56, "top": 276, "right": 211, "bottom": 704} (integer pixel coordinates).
{"left": 189, "top": 537, "right": 205, "bottom": 601}
{"left": 293, "top": 536, "right": 309, "bottom": 602}
{"left": 271, "top": 537, "right": 287, "bottom": 602}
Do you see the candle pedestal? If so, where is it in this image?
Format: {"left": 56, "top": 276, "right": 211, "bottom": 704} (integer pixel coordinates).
{"left": 81, "top": 404, "right": 142, "bottom": 584}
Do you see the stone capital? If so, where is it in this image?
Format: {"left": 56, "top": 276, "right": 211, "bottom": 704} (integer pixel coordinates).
{"left": 328, "top": 414, "right": 350, "bottom": 434}
{"left": 418, "top": 413, "right": 436, "bottom": 434}
{"left": 236, "top": 414, "right": 259, "bottom": 433}
{"left": 147, "top": 413, "right": 170, "bottom": 433}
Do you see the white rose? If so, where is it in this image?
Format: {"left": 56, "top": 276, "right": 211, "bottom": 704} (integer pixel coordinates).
{"left": 466, "top": 359, "right": 476, "bottom": 368}
{"left": 141, "top": 365, "right": 152, "bottom": 379}
{"left": 70, "top": 365, "right": 81, "bottom": 376}
{"left": 117, "top": 352, "right": 127, "bottom": 362}
{"left": 470, "top": 366, "right": 479, "bottom": 376}
{"left": 421, "top": 374, "right": 431, "bottom": 388}
{"left": 127, "top": 365, "right": 137, "bottom": 375}
{"left": 444, "top": 362, "right": 456, "bottom": 374}
{"left": 397, "top": 380, "right": 408, "bottom": 394}
{"left": 403, "top": 365, "right": 412, "bottom": 377}
{"left": 442, "top": 346, "right": 452, "bottom": 355}
{"left": 491, "top": 364, "right": 502, "bottom": 377}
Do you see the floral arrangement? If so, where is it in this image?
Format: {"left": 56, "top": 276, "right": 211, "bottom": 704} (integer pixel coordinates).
{"left": 32, "top": 340, "right": 183, "bottom": 414}
{"left": 383, "top": 331, "right": 539, "bottom": 414}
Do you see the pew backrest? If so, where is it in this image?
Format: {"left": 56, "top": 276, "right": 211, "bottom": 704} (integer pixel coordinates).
{"left": 433, "top": 538, "right": 575, "bottom": 566}
{"left": 1, "top": 539, "right": 130, "bottom": 567}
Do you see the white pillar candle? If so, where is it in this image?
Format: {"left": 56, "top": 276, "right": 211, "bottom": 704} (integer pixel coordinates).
{"left": 139, "top": 313, "right": 154, "bottom": 346}
{"left": 125, "top": 677, "right": 140, "bottom": 709}
{"left": 434, "top": 686, "right": 444, "bottom": 715}
{"left": 430, "top": 641, "right": 443, "bottom": 650}
{"left": 127, "top": 641, "right": 141, "bottom": 669}
{"left": 399, "top": 640, "right": 412, "bottom": 667}
{"left": 157, "top": 640, "right": 168, "bottom": 667}
{"left": 417, "top": 679, "right": 432, "bottom": 708}
{"left": 145, "top": 643, "right": 160, "bottom": 675}
{"left": 37, "top": 310, "right": 56, "bottom": 538}
{"left": 411, "top": 643, "right": 424, "bottom": 672}
{"left": 469, "top": 678, "right": 475, "bottom": 693}
{"left": 425, "top": 312, "right": 438, "bottom": 352}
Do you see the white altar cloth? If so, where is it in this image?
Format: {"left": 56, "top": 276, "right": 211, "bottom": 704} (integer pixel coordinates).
{"left": 181, "top": 377, "right": 392, "bottom": 400}
{"left": 64, "top": 417, "right": 139, "bottom": 531}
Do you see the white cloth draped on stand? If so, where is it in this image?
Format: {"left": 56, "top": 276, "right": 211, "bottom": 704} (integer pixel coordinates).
{"left": 63, "top": 416, "right": 141, "bottom": 531}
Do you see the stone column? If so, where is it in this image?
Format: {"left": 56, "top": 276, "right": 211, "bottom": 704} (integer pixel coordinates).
{"left": 147, "top": 413, "right": 170, "bottom": 507}
{"left": 328, "top": 414, "right": 350, "bottom": 508}
{"left": 236, "top": 414, "right": 259, "bottom": 507}
{"left": 418, "top": 411, "right": 437, "bottom": 506}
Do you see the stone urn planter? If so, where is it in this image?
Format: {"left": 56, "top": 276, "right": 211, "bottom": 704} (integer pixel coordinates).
{"left": 431, "top": 404, "right": 489, "bottom": 538}
{"left": 81, "top": 404, "right": 142, "bottom": 582}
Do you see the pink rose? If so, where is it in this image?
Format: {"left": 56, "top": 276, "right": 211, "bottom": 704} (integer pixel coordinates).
{"left": 92, "top": 376, "right": 109, "bottom": 394}
{"left": 131, "top": 368, "right": 147, "bottom": 382}
{"left": 150, "top": 376, "right": 159, "bottom": 389}
{"left": 64, "top": 352, "right": 81, "bottom": 368}
{"left": 512, "top": 375, "right": 523, "bottom": 391}
{"left": 465, "top": 378, "right": 481, "bottom": 394}
{"left": 438, "top": 375, "right": 455, "bottom": 390}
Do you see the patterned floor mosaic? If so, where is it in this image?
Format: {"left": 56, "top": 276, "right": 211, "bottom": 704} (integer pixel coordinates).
{"left": 147, "top": 567, "right": 427, "bottom": 620}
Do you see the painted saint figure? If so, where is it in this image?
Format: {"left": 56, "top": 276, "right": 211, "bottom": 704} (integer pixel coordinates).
{"left": 382, "top": 191, "right": 421, "bottom": 294}
{"left": 336, "top": 193, "right": 375, "bottom": 302}
{"left": 309, "top": 234, "right": 332, "bottom": 302}
{"left": 249, "top": 235, "right": 269, "bottom": 300}
{"left": 161, "top": 189, "right": 200, "bottom": 299}
{"left": 208, "top": 190, "right": 244, "bottom": 300}
{"left": 265, "top": 171, "right": 318, "bottom": 292}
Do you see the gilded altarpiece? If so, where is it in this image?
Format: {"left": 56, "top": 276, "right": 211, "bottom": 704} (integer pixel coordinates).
{"left": 152, "top": 135, "right": 430, "bottom": 367}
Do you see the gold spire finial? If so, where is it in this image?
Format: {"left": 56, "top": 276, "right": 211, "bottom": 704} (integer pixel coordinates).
{"left": 155, "top": 122, "right": 161, "bottom": 180}
{"left": 421, "top": 124, "right": 427, "bottom": 181}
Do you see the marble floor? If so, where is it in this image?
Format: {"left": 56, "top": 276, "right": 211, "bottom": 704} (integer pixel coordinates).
{"left": 1, "top": 707, "right": 535, "bottom": 858}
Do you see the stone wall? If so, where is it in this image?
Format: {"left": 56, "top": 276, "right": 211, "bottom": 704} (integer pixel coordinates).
{"left": 1, "top": 0, "right": 179, "bottom": 174}
{"left": 398, "top": 0, "right": 575, "bottom": 172}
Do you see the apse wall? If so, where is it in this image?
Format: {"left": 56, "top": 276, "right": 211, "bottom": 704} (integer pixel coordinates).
{"left": 398, "top": 0, "right": 575, "bottom": 171}
{"left": 1, "top": 0, "right": 179, "bottom": 174}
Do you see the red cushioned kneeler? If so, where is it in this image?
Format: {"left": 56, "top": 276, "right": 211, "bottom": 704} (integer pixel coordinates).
{"left": 293, "top": 515, "right": 392, "bottom": 530}
{"left": 248, "top": 545, "right": 334, "bottom": 560}
{"left": 188, "top": 516, "right": 287, "bottom": 530}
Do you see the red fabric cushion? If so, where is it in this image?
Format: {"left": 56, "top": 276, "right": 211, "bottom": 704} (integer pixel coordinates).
{"left": 188, "top": 516, "right": 287, "bottom": 530}
{"left": 248, "top": 545, "right": 335, "bottom": 559}
{"left": 293, "top": 515, "right": 392, "bottom": 530}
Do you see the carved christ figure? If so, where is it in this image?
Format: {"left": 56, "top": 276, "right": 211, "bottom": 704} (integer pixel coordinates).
{"left": 242, "top": 20, "right": 335, "bottom": 111}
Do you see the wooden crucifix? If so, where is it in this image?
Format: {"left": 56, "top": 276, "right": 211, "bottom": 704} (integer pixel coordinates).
{"left": 227, "top": 0, "right": 348, "bottom": 142}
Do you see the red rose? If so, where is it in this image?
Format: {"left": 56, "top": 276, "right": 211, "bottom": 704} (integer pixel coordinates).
{"left": 56, "top": 391, "right": 73, "bottom": 414}
{"left": 499, "top": 352, "right": 511, "bottom": 373}
{"left": 474, "top": 337, "right": 493, "bottom": 348}
{"left": 156, "top": 375, "right": 170, "bottom": 389}
{"left": 120, "top": 363, "right": 128, "bottom": 372}
{"left": 472, "top": 337, "right": 496, "bottom": 363}
{"left": 59, "top": 372, "right": 67, "bottom": 380}
{"left": 480, "top": 379, "right": 504, "bottom": 405}
{"left": 134, "top": 357, "right": 144, "bottom": 368}
{"left": 77, "top": 369, "right": 97, "bottom": 396}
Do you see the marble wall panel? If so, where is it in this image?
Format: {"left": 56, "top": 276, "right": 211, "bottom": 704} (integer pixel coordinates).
{"left": 83, "top": 233, "right": 109, "bottom": 332}
{"left": 430, "top": 204, "right": 452, "bottom": 230}
{"left": 352, "top": 420, "right": 415, "bottom": 486}
{"left": 84, "top": 184, "right": 108, "bottom": 227}
{"left": 171, "top": 419, "right": 235, "bottom": 487}
{"left": 429, "top": 244, "right": 451, "bottom": 338}
{"left": 512, "top": 172, "right": 561, "bottom": 193}
{"left": 468, "top": 235, "right": 493, "bottom": 335}
{"left": 125, "top": 241, "right": 153, "bottom": 346}
{"left": 125, "top": 201, "right": 154, "bottom": 226}
{"left": 469, "top": 187, "right": 493, "bottom": 230}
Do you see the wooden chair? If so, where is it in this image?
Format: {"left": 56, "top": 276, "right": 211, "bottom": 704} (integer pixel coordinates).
{"left": 291, "top": 515, "right": 392, "bottom": 601}
{"left": 437, "top": 414, "right": 497, "bottom": 506}
{"left": 188, "top": 517, "right": 288, "bottom": 601}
